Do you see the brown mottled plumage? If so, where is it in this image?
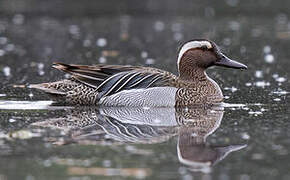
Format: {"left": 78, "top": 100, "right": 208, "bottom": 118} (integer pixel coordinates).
{"left": 27, "top": 39, "right": 247, "bottom": 107}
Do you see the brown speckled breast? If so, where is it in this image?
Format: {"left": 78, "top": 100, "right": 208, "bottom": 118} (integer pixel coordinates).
{"left": 174, "top": 78, "right": 223, "bottom": 107}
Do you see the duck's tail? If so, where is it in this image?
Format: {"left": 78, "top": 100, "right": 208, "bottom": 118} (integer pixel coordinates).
{"left": 28, "top": 83, "right": 67, "bottom": 95}
{"left": 13, "top": 82, "right": 66, "bottom": 95}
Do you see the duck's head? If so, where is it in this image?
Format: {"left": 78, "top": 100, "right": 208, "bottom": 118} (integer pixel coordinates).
{"left": 177, "top": 39, "right": 247, "bottom": 79}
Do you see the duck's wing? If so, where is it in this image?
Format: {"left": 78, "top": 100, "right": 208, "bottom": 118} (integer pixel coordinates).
{"left": 53, "top": 62, "right": 177, "bottom": 99}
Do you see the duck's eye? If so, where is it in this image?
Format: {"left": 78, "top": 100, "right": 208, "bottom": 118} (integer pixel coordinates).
{"left": 201, "top": 45, "right": 208, "bottom": 51}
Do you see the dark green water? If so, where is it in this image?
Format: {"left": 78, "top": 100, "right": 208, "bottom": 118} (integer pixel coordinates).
{"left": 0, "top": 1, "right": 290, "bottom": 179}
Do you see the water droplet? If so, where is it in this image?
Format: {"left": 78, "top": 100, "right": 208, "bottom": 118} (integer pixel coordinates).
{"left": 251, "top": 28, "right": 262, "bottom": 37}
{"left": 96, "top": 38, "right": 107, "bottom": 47}
{"left": 240, "top": 46, "right": 246, "bottom": 54}
{"left": 248, "top": 111, "right": 262, "bottom": 116}
{"left": 263, "top": 45, "right": 271, "bottom": 54}
{"left": 83, "top": 39, "right": 91, "bottom": 47}
{"left": 260, "top": 108, "right": 267, "bottom": 112}
{"left": 171, "top": 23, "right": 182, "bottom": 32}
{"left": 272, "top": 90, "right": 288, "bottom": 95}
{"left": 3, "top": 66, "right": 10, "bottom": 76}
{"left": 0, "top": 37, "right": 7, "bottom": 44}
{"left": 255, "top": 70, "right": 263, "bottom": 78}
{"left": 173, "top": 32, "right": 183, "bottom": 41}
{"left": 226, "top": 0, "right": 239, "bottom": 6}
{"left": 276, "top": 13, "right": 288, "bottom": 25}
{"left": 0, "top": 49, "right": 5, "bottom": 56}
{"left": 241, "top": 133, "right": 250, "bottom": 140}
{"left": 37, "top": 63, "right": 44, "bottom": 70}
{"left": 228, "top": 21, "right": 240, "bottom": 31}
{"left": 43, "top": 160, "right": 52, "bottom": 167}
{"left": 273, "top": 98, "right": 281, "bottom": 101}
{"left": 9, "top": 118, "right": 16, "bottom": 123}
{"left": 141, "top": 51, "right": 148, "bottom": 58}
{"left": 272, "top": 73, "right": 279, "bottom": 79}
{"left": 242, "top": 107, "right": 249, "bottom": 110}
{"left": 12, "top": 14, "right": 25, "bottom": 25}
{"left": 264, "top": 54, "right": 274, "bottom": 63}
{"left": 223, "top": 38, "right": 231, "bottom": 46}
{"left": 276, "top": 77, "right": 286, "bottom": 82}
{"left": 154, "top": 21, "right": 165, "bottom": 32}
{"left": 255, "top": 81, "right": 270, "bottom": 87}
{"left": 145, "top": 58, "right": 155, "bottom": 65}
{"left": 44, "top": 47, "right": 52, "bottom": 55}
{"left": 68, "top": 25, "right": 79, "bottom": 35}
{"left": 38, "top": 70, "right": 45, "bottom": 76}
{"left": 102, "top": 160, "right": 111, "bottom": 167}
{"left": 5, "top": 44, "right": 15, "bottom": 51}
{"left": 252, "top": 153, "right": 264, "bottom": 160}
{"left": 37, "top": 63, "right": 45, "bottom": 76}
{"left": 98, "top": 56, "right": 107, "bottom": 63}
{"left": 224, "top": 86, "right": 237, "bottom": 92}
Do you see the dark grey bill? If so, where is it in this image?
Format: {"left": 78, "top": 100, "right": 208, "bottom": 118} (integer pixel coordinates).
{"left": 215, "top": 54, "right": 248, "bottom": 70}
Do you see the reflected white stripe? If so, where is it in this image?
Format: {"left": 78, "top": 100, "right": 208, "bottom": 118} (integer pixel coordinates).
{"left": 0, "top": 100, "right": 72, "bottom": 110}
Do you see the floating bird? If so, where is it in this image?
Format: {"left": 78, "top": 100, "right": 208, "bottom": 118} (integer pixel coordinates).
{"left": 28, "top": 39, "right": 247, "bottom": 107}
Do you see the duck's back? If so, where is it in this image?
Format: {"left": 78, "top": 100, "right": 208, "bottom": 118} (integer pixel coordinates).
{"left": 30, "top": 63, "right": 179, "bottom": 106}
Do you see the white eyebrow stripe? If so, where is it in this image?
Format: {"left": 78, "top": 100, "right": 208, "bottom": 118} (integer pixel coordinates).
{"left": 177, "top": 41, "right": 212, "bottom": 70}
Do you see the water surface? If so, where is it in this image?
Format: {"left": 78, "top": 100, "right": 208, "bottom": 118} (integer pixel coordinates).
{"left": 0, "top": 1, "right": 290, "bottom": 180}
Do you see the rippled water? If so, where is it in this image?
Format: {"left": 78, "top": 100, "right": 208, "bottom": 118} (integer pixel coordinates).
{"left": 1, "top": 1, "right": 290, "bottom": 180}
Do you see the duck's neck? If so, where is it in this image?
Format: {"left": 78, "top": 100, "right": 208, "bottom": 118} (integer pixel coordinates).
{"left": 178, "top": 67, "right": 207, "bottom": 82}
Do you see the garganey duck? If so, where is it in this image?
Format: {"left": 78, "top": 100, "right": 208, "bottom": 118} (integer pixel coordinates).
{"left": 29, "top": 39, "right": 247, "bottom": 107}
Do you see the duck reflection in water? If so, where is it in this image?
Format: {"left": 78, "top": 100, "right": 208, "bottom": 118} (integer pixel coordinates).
{"left": 176, "top": 107, "right": 246, "bottom": 172}
{"left": 34, "top": 105, "right": 246, "bottom": 172}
